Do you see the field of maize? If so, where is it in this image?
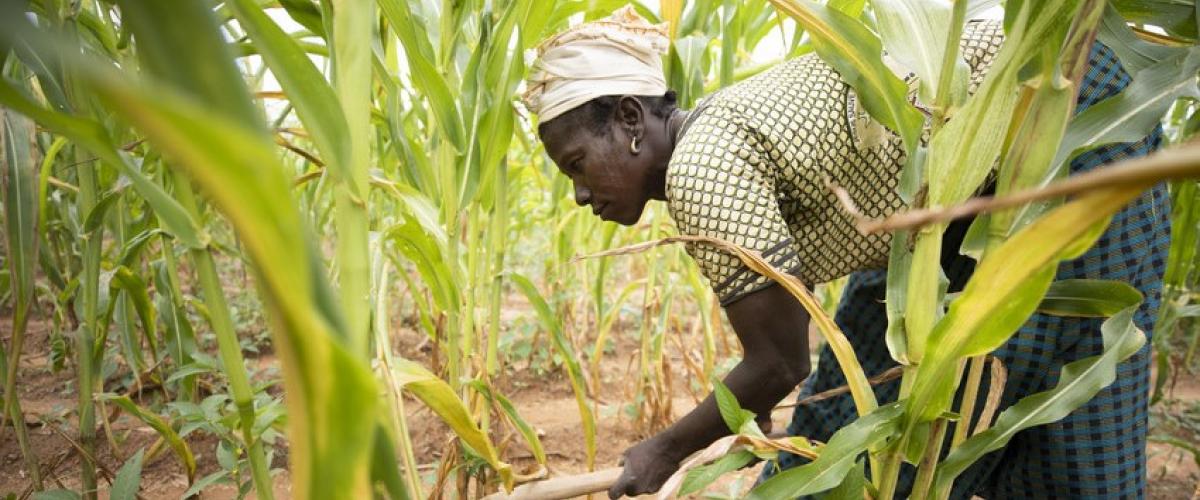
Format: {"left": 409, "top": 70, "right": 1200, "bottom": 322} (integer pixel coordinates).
{"left": 1, "top": 0, "right": 1199, "bottom": 498}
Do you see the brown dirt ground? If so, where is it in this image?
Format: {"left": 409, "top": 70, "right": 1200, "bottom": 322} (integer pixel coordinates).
{"left": 2, "top": 309, "right": 1198, "bottom": 499}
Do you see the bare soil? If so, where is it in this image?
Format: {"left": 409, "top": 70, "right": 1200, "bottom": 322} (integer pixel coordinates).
{"left": 2, "top": 311, "right": 1197, "bottom": 499}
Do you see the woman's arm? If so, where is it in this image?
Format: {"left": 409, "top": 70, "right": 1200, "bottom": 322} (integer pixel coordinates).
{"left": 608, "top": 282, "right": 812, "bottom": 498}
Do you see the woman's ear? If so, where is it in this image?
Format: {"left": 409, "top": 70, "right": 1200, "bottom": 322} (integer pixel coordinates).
{"left": 615, "top": 95, "right": 645, "bottom": 139}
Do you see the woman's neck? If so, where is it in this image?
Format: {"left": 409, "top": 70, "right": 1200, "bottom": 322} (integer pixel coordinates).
{"left": 667, "top": 107, "right": 690, "bottom": 148}
{"left": 650, "top": 108, "right": 690, "bottom": 202}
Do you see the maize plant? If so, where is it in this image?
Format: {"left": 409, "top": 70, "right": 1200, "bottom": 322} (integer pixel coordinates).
{"left": 0, "top": 0, "right": 1198, "bottom": 499}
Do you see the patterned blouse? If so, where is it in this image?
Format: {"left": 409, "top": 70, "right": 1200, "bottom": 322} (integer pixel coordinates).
{"left": 666, "top": 21, "right": 1005, "bottom": 305}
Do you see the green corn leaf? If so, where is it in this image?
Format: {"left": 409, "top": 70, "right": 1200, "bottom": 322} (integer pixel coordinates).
{"left": 100, "top": 395, "right": 196, "bottom": 483}
{"left": 110, "top": 448, "right": 145, "bottom": 500}
{"left": 0, "top": 25, "right": 70, "bottom": 113}
{"left": 925, "top": 0, "right": 1079, "bottom": 206}
{"left": 769, "top": 0, "right": 923, "bottom": 153}
{"left": 378, "top": 0, "right": 465, "bottom": 151}
{"left": 370, "top": 424, "right": 412, "bottom": 500}
{"left": 279, "top": 0, "right": 327, "bottom": 39}
{"left": 1097, "top": 5, "right": 1182, "bottom": 74}
{"left": 114, "top": 0, "right": 260, "bottom": 127}
{"left": 82, "top": 187, "right": 123, "bottom": 233}
{"left": 818, "top": 458, "right": 866, "bottom": 500}
{"left": 712, "top": 378, "right": 757, "bottom": 435}
{"left": 510, "top": 272, "right": 598, "bottom": 470}
{"left": 2, "top": 110, "right": 38, "bottom": 316}
{"left": 0, "top": 80, "right": 207, "bottom": 249}
{"left": 518, "top": 0, "right": 556, "bottom": 50}
{"left": 46, "top": 41, "right": 380, "bottom": 498}
{"left": 1038, "top": 279, "right": 1144, "bottom": 317}
{"left": 679, "top": 450, "right": 756, "bottom": 496}
{"left": 392, "top": 359, "right": 514, "bottom": 488}
{"left": 2, "top": 102, "right": 42, "bottom": 489}
{"left": 1052, "top": 48, "right": 1200, "bottom": 172}
{"left": 469, "top": 381, "right": 548, "bottom": 466}
{"left": 227, "top": 0, "right": 351, "bottom": 181}
{"left": 385, "top": 214, "right": 460, "bottom": 314}
{"left": 1163, "top": 180, "right": 1200, "bottom": 289}
{"left": 1111, "top": 0, "right": 1197, "bottom": 39}
{"left": 908, "top": 182, "right": 1150, "bottom": 425}
{"left": 884, "top": 230, "right": 912, "bottom": 364}
{"left": 110, "top": 266, "right": 158, "bottom": 355}
{"left": 934, "top": 305, "right": 1146, "bottom": 489}
{"left": 751, "top": 402, "right": 903, "bottom": 499}
{"left": 871, "top": 0, "right": 968, "bottom": 105}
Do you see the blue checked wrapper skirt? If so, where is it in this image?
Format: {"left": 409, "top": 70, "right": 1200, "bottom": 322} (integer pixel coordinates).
{"left": 763, "top": 42, "right": 1172, "bottom": 499}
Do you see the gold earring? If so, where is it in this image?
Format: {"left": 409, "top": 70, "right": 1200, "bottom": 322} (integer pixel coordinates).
{"left": 630, "top": 136, "right": 641, "bottom": 154}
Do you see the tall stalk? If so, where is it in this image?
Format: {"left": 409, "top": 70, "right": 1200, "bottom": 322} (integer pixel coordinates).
{"left": 75, "top": 150, "right": 101, "bottom": 500}
{"left": 171, "top": 171, "right": 275, "bottom": 500}
{"left": 331, "top": 0, "right": 375, "bottom": 356}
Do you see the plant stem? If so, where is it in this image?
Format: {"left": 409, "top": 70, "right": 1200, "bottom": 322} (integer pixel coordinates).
{"left": 949, "top": 355, "right": 985, "bottom": 447}
{"left": 875, "top": 437, "right": 906, "bottom": 500}
{"left": 332, "top": 0, "right": 375, "bottom": 357}
{"left": 172, "top": 171, "right": 275, "bottom": 500}
{"left": 911, "top": 418, "right": 949, "bottom": 500}
{"left": 486, "top": 163, "right": 508, "bottom": 376}
{"left": 76, "top": 152, "right": 101, "bottom": 500}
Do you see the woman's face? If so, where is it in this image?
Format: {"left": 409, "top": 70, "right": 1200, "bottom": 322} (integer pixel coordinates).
{"left": 539, "top": 99, "right": 666, "bottom": 226}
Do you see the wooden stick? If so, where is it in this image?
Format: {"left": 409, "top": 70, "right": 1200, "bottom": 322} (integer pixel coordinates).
{"left": 483, "top": 468, "right": 622, "bottom": 500}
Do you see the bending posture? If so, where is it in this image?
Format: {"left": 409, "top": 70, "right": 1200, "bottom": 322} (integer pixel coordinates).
{"left": 522, "top": 7, "right": 1168, "bottom": 499}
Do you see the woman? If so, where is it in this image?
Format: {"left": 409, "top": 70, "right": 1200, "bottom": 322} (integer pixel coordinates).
{"left": 522, "top": 6, "right": 1168, "bottom": 499}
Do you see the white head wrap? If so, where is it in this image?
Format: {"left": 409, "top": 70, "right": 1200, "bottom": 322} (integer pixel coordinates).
{"left": 522, "top": 5, "right": 669, "bottom": 124}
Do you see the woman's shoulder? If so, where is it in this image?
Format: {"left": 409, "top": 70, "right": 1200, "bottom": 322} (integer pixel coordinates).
{"left": 708, "top": 54, "right": 849, "bottom": 112}
{"left": 676, "top": 54, "right": 851, "bottom": 146}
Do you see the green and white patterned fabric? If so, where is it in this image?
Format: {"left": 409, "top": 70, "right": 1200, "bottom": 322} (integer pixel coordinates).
{"left": 666, "top": 20, "right": 1004, "bottom": 305}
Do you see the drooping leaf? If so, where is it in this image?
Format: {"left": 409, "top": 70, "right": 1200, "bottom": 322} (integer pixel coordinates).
{"left": 61, "top": 44, "right": 378, "bottom": 500}
{"left": 469, "top": 380, "right": 548, "bottom": 466}
{"left": 392, "top": 359, "right": 514, "bottom": 489}
{"left": 934, "top": 306, "right": 1146, "bottom": 489}
{"left": 1052, "top": 48, "right": 1200, "bottom": 171}
{"left": 110, "top": 266, "right": 158, "bottom": 359}
{"left": 100, "top": 395, "right": 196, "bottom": 483}
{"left": 278, "top": 0, "right": 327, "bottom": 38}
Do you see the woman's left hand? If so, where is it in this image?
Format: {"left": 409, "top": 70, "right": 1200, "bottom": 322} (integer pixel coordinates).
{"left": 607, "top": 436, "right": 681, "bottom": 499}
